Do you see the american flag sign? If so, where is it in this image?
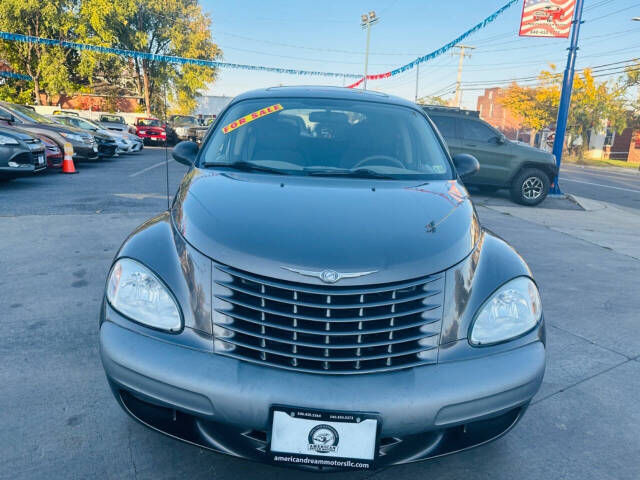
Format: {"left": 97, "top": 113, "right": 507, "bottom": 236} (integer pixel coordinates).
{"left": 519, "top": 0, "right": 576, "bottom": 38}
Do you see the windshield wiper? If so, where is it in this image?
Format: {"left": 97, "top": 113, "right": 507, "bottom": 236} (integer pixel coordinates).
{"left": 305, "top": 168, "right": 394, "bottom": 179}
{"left": 202, "top": 161, "right": 291, "bottom": 175}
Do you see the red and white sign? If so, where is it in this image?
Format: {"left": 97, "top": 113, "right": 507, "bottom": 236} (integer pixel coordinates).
{"left": 519, "top": 0, "right": 576, "bottom": 38}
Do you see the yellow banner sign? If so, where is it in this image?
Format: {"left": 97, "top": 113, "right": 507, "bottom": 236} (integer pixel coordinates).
{"left": 222, "top": 103, "right": 283, "bottom": 134}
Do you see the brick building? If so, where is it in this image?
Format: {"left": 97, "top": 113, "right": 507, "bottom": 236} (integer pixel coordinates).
{"left": 476, "top": 87, "right": 528, "bottom": 142}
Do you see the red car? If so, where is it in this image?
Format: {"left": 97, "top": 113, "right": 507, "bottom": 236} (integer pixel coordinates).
{"left": 533, "top": 6, "right": 563, "bottom": 22}
{"left": 134, "top": 117, "right": 167, "bottom": 145}
{"left": 37, "top": 135, "right": 63, "bottom": 168}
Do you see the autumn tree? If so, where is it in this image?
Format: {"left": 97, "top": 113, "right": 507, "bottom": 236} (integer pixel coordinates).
{"left": 81, "top": 0, "right": 221, "bottom": 115}
{"left": 500, "top": 66, "right": 628, "bottom": 150}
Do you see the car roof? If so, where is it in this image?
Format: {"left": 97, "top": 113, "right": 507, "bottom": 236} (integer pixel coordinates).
{"left": 420, "top": 105, "right": 481, "bottom": 118}
{"left": 230, "top": 85, "right": 420, "bottom": 110}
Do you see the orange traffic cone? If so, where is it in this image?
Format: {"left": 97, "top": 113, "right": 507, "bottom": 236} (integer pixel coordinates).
{"left": 60, "top": 142, "right": 77, "bottom": 174}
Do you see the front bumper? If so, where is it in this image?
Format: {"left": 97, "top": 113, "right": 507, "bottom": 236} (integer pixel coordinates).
{"left": 72, "top": 143, "right": 99, "bottom": 161}
{"left": 100, "top": 320, "right": 545, "bottom": 469}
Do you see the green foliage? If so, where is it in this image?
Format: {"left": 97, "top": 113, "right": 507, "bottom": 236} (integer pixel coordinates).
{"left": 500, "top": 65, "right": 629, "bottom": 146}
{"left": 416, "top": 95, "right": 449, "bottom": 106}
{"left": 81, "top": 0, "right": 221, "bottom": 115}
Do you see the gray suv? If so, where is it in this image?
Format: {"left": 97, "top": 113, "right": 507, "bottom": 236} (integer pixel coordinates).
{"left": 100, "top": 87, "right": 545, "bottom": 472}
{"left": 423, "top": 106, "right": 557, "bottom": 206}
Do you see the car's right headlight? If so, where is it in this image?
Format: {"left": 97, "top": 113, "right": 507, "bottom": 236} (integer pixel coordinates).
{"left": 470, "top": 276, "right": 542, "bottom": 346}
{"left": 106, "top": 258, "right": 182, "bottom": 332}
{"left": 60, "top": 132, "right": 85, "bottom": 143}
{"left": 0, "top": 134, "right": 19, "bottom": 145}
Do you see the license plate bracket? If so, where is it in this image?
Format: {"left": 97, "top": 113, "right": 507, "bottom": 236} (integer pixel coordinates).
{"left": 268, "top": 405, "right": 381, "bottom": 470}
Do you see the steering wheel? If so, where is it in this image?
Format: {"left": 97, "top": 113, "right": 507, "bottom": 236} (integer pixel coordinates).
{"left": 353, "top": 155, "right": 404, "bottom": 169}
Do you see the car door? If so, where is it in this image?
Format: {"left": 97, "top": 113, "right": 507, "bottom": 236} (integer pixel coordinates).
{"left": 459, "top": 118, "right": 515, "bottom": 185}
{"left": 428, "top": 114, "right": 464, "bottom": 157}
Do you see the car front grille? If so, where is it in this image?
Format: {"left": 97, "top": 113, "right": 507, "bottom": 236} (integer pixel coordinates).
{"left": 212, "top": 264, "right": 444, "bottom": 374}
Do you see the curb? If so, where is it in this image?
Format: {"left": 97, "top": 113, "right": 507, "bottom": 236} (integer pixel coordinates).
{"left": 566, "top": 194, "right": 607, "bottom": 212}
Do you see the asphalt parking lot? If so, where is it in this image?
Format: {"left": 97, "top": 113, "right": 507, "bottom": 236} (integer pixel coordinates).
{"left": 1, "top": 148, "right": 638, "bottom": 480}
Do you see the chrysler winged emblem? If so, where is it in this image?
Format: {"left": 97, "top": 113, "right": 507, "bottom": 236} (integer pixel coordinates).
{"left": 281, "top": 266, "right": 377, "bottom": 284}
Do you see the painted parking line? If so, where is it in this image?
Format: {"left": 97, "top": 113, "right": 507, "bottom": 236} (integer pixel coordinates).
{"left": 129, "top": 160, "right": 167, "bottom": 178}
{"left": 560, "top": 177, "right": 640, "bottom": 194}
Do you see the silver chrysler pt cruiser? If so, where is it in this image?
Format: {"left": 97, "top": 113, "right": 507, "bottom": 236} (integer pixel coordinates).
{"left": 100, "top": 86, "right": 545, "bottom": 471}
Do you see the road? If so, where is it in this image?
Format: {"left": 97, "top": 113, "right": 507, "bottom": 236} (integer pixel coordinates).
{"left": 559, "top": 163, "right": 640, "bottom": 210}
{"left": 1, "top": 148, "right": 638, "bottom": 480}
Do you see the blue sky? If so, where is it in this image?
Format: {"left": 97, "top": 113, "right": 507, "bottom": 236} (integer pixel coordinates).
{"left": 200, "top": 0, "right": 640, "bottom": 109}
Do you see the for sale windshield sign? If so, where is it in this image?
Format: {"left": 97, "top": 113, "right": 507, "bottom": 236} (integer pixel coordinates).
{"left": 519, "top": 0, "right": 576, "bottom": 38}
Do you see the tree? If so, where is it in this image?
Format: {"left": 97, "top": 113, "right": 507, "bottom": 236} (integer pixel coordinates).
{"left": 416, "top": 95, "right": 449, "bottom": 106}
{"left": 499, "top": 68, "right": 560, "bottom": 145}
{"left": 0, "top": 0, "right": 80, "bottom": 104}
{"left": 81, "top": 0, "right": 221, "bottom": 115}
{"left": 500, "top": 66, "right": 628, "bottom": 151}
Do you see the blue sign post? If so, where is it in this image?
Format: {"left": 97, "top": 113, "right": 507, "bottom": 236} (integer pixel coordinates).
{"left": 550, "top": 0, "right": 586, "bottom": 195}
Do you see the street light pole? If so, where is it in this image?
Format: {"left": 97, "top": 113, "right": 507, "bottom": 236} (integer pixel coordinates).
{"left": 361, "top": 11, "right": 379, "bottom": 91}
{"left": 414, "top": 63, "right": 420, "bottom": 102}
{"left": 550, "top": 0, "right": 585, "bottom": 195}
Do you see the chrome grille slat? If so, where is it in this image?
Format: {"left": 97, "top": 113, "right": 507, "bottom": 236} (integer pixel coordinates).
{"left": 214, "top": 295, "right": 440, "bottom": 323}
{"left": 213, "top": 320, "right": 439, "bottom": 349}
{"left": 215, "top": 263, "right": 443, "bottom": 295}
{"left": 215, "top": 280, "right": 441, "bottom": 308}
{"left": 212, "top": 264, "right": 444, "bottom": 374}
{"left": 215, "top": 337, "right": 437, "bottom": 362}
{"left": 214, "top": 308, "right": 437, "bottom": 336}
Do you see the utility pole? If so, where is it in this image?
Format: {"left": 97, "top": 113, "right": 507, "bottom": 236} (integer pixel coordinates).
{"left": 550, "top": 0, "right": 585, "bottom": 195}
{"left": 452, "top": 45, "right": 474, "bottom": 107}
{"left": 361, "top": 11, "right": 380, "bottom": 90}
{"left": 414, "top": 63, "right": 420, "bottom": 102}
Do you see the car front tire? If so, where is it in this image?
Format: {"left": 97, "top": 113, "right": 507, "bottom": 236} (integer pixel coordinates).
{"left": 510, "top": 168, "right": 550, "bottom": 206}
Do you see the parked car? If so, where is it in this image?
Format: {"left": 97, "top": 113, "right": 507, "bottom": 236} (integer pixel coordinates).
{"left": 166, "top": 115, "right": 208, "bottom": 144}
{"left": 98, "top": 114, "right": 133, "bottom": 134}
{"left": 422, "top": 105, "right": 557, "bottom": 205}
{"left": 134, "top": 117, "right": 167, "bottom": 145}
{"left": 49, "top": 115, "right": 117, "bottom": 158}
{"left": 0, "top": 101, "right": 99, "bottom": 162}
{"left": 53, "top": 115, "right": 142, "bottom": 154}
{"left": 38, "top": 135, "right": 63, "bottom": 168}
{"left": 100, "top": 87, "right": 545, "bottom": 472}
{"left": 0, "top": 124, "right": 46, "bottom": 179}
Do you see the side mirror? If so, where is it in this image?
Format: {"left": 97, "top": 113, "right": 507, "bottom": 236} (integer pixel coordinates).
{"left": 452, "top": 154, "right": 480, "bottom": 180}
{"left": 172, "top": 140, "right": 198, "bottom": 166}
{"left": 494, "top": 134, "right": 506, "bottom": 144}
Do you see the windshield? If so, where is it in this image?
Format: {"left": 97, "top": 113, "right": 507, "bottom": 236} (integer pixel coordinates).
{"left": 101, "top": 115, "right": 124, "bottom": 123}
{"left": 9, "top": 104, "right": 55, "bottom": 124}
{"left": 172, "top": 115, "right": 197, "bottom": 126}
{"left": 199, "top": 98, "right": 453, "bottom": 179}
{"left": 138, "top": 118, "right": 161, "bottom": 127}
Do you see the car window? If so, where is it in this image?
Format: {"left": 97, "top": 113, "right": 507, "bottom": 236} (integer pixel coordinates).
{"left": 5, "top": 104, "right": 54, "bottom": 124}
{"left": 199, "top": 97, "right": 454, "bottom": 180}
{"left": 429, "top": 115, "right": 457, "bottom": 139}
{"left": 138, "top": 119, "right": 161, "bottom": 126}
{"left": 462, "top": 120, "right": 498, "bottom": 142}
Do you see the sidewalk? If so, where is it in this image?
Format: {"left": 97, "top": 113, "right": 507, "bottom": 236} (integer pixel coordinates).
{"left": 473, "top": 193, "right": 640, "bottom": 260}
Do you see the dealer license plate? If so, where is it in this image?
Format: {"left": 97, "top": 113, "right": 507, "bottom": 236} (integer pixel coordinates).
{"left": 269, "top": 406, "right": 379, "bottom": 470}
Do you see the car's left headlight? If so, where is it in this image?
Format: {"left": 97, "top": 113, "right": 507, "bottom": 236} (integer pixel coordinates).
{"left": 60, "top": 132, "right": 85, "bottom": 143}
{"left": 106, "top": 258, "right": 182, "bottom": 332}
{"left": 470, "top": 276, "right": 542, "bottom": 345}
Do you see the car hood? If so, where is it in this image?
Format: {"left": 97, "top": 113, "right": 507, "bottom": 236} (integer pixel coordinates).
{"left": 139, "top": 126, "right": 164, "bottom": 133}
{"left": 171, "top": 170, "right": 481, "bottom": 285}
{"left": 0, "top": 126, "right": 36, "bottom": 142}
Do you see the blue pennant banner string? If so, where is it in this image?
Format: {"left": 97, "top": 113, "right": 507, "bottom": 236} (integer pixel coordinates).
{"left": 0, "top": 70, "right": 32, "bottom": 81}
{"left": 0, "top": 1, "right": 519, "bottom": 85}
{"left": 389, "top": 0, "right": 520, "bottom": 76}
{"left": 0, "top": 31, "right": 361, "bottom": 79}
